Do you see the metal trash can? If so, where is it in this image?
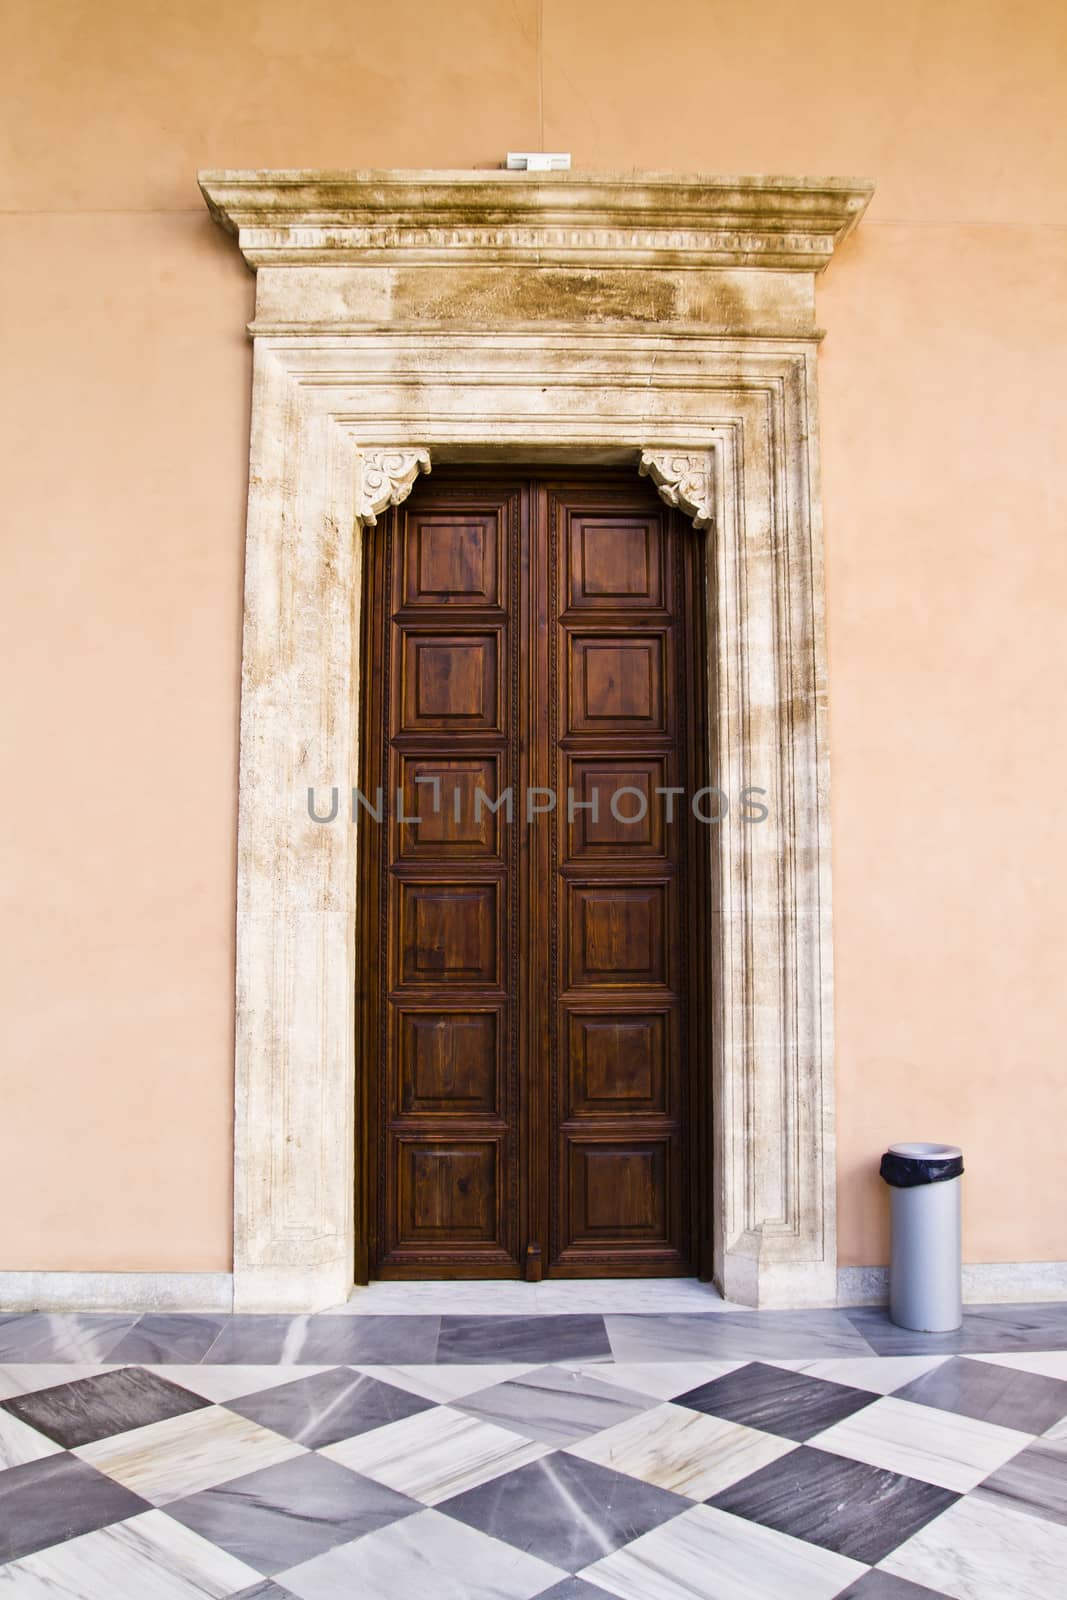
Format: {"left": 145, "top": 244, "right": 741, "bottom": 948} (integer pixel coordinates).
{"left": 880, "top": 1141, "right": 964, "bottom": 1332}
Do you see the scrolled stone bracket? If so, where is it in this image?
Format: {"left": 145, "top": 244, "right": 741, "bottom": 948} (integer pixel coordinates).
{"left": 358, "top": 448, "right": 432, "bottom": 526}
{"left": 638, "top": 449, "right": 715, "bottom": 531}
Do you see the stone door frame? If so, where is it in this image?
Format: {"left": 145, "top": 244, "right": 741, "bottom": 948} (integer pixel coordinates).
{"left": 201, "top": 170, "right": 873, "bottom": 1311}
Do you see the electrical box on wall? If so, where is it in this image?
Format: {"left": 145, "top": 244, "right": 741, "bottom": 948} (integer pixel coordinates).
{"left": 506, "top": 152, "right": 571, "bottom": 171}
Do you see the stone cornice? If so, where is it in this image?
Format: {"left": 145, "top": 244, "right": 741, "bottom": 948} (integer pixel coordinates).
{"left": 198, "top": 169, "right": 873, "bottom": 273}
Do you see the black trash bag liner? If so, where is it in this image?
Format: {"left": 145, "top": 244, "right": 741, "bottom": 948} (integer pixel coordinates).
{"left": 880, "top": 1151, "right": 964, "bottom": 1188}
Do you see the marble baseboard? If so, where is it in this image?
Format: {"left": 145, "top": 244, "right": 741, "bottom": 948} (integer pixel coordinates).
{"left": 838, "top": 1263, "right": 1067, "bottom": 1308}
{"left": 3, "top": 1265, "right": 1065, "bottom": 1318}
{"left": 0, "top": 1274, "right": 234, "bottom": 1315}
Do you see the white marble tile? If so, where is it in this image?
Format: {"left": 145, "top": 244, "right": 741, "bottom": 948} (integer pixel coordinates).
{"left": 768, "top": 1355, "right": 950, "bottom": 1395}
{"left": 810, "top": 1394, "right": 1034, "bottom": 1492}
{"left": 140, "top": 1363, "right": 330, "bottom": 1403}
{"left": 562, "top": 1360, "right": 742, "bottom": 1399}
{"left": 281, "top": 1506, "right": 565, "bottom": 1600}
{"left": 0, "top": 1407, "right": 63, "bottom": 1468}
{"left": 0, "top": 1364, "right": 118, "bottom": 1401}
{"left": 965, "top": 1351, "right": 1067, "bottom": 1383}
{"left": 355, "top": 1363, "right": 540, "bottom": 1402}
{"left": 536, "top": 1280, "right": 734, "bottom": 1315}
{"left": 579, "top": 1502, "right": 866, "bottom": 1599}
{"left": 566, "top": 1401, "right": 796, "bottom": 1500}
{"left": 881, "top": 1491, "right": 1067, "bottom": 1599}
{"left": 320, "top": 1403, "right": 549, "bottom": 1504}
{"left": 0, "top": 1508, "right": 262, "bottom": 1598}
{"left": 75, "top": 1403, "right": 305, "bottom": 1504}
{"left": 330, "top": 1282, "right": 542, "bottom": 1316}
{"left": 1043, "top": 1413, "right": 1067, "bottom": 1442}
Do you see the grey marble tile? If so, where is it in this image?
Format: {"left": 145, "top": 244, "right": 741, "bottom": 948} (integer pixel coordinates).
{"left": 106, "top": 1314, "right": 227, "bottom": 1364}
{"left": 532, "top": 1581, "right": 616, "bottom": 1599}
{"left": 0, "top": 1313, "right": 137, "bottom": 1364}
{"left": 0, "top": 1452, "right": 151, "bottom": 1563}
{"left": 231, "top": 1584, "right": 300, "bottom": 1600}
{"left": 894, "top": 1355, "right": 1067, "bottom": 1434}
{"left": 606, "top": 1309, "right": 876, "bottom": 1363}
{"left": 298, "top": 1315, "right": 441, "bottom": 1365}
{"left": 437, "top": 1316, "right": 611, "bottom": 1366}
{"left": 972, "top": 1436, "right": 1067, "bottom": 1527}
{"left": 837, "top": 1572, "right": 953, "bottom": 1598}
{"left": 227, "top": 1365, "right": 435, "bottom": 1448}
{"left": 709, "top": 1444, "right": 958, "bottom": 1565}
{"left": 196, "top": 1316, "right": 308, "bottom": 1365}
{"left": 455, "top": 1364, "right": 653, "bottom": 1444}
{"left": 232, "top": 1585, "right": 300, "bottom": 1600}
{"left": 438, "top": 1450, "right": 687, "bottom": 1571}
{"left": 2, "top": 1366, "right": 209, "bottom": 1449}
{"left": 674, "top": 1361, "right": 879, "bottom": 1441}
{"left": 847, "top": 1303, "right": 1067, "bottom": 1356}
{"left": 165, "top": 1449, "right": 419, "bottom": 1576}
{"left": 202, "top": 1314, "right": 440, "bottom": 1366}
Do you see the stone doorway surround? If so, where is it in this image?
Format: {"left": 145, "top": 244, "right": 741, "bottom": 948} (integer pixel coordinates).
{"left": 197, "top": 168, "right": 874, "bottom": 1313}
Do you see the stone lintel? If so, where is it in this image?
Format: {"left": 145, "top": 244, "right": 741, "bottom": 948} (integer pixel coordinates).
{"left": 199, "top": 169, "right": 874, "bottom": 275}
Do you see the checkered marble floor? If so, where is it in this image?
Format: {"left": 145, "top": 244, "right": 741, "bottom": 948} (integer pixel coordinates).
{"left": 1, "top": 1300, "right": 1066, "bottom": 1597}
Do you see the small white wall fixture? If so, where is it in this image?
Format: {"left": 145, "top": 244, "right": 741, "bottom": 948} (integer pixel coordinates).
{"left": 201, "top": 169, "right": 873, "bottom": 1312}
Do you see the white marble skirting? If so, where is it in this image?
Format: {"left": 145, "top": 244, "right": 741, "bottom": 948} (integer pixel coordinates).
{"left": 0, "top": 1272, "right": 234, "bottom": 1314}
{"left": 839, "top": 1262, "right": 1067, "bottom": 1307}
{"left": 4, "top": 1266, "right": 1067, "bottom": 1315}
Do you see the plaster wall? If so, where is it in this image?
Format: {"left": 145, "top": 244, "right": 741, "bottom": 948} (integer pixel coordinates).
{"left": 1, "top": 0, "right": 1064, "bottom": 1273}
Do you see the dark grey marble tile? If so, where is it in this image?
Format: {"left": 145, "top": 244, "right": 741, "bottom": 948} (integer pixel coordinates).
{"left": 674, "top": 1360, "right": 878, "bottom": 1441}
{"left": 165, "top": 1449, "right": 419, "bottom": 1575}
{"left": 436, "top": 1316, "right": 610, "bottom": 1365}
{"left": 0, "top": 1313, "right": 137, "bottom": 1363}
{"left": 227, "top": 1365, "right": 434, "bottom": 1448}
{"left": 894, "top": 1355, "right": 1067, "bottom": 1434}
{"left": 709, "top": 1445, "right": 958, "bottom": 1565}
{"left": 847, "top": 1303, "right": 1067, "bottom": 1356}
{"left": 455, "top": 1364, "right": 653, "bottom": 1444}
{"left": 202, "top": 1314, "right": 440, "bottom": 1365}
{"left": 0, "top": 1452, "right": 150, "bottom": 1563}
{"left": 837, "top": 1573, "right": 953, "bottom": 1598}
{"left": 606, "top": 1309, "right": 876, "bottom": 1363}
{"left": 972, "top": 1437, "right": 1067, "bottom": 1527}
{"left": 106, "top": 1314, "right": 227, "bottom": 1364}
{"left": 2, "top": 1365, "right": 209, "bottom": 1448}
{"left": 439, "top": 1451, "right": 687, "bottom": 1571}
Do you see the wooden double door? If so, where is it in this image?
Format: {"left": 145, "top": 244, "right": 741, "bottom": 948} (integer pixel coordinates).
{"left": 358, "top": 469, "right": 709, "bottom": 1279}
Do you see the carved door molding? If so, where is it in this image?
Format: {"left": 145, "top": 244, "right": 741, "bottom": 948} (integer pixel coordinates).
{"left": 201, "top": 169, "right": 873, "bottom": 1311}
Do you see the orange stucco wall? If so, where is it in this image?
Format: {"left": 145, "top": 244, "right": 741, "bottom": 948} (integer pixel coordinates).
{"left": 2, "top": 0, "right": 1064, "bottom": 1273}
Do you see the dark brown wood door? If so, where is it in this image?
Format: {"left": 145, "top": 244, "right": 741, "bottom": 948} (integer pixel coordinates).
{"left": 358, "top": 470, "right": 708, "bottom": 1279}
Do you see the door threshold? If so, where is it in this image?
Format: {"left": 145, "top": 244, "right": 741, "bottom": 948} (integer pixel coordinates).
{"left": 329, "top": 1278, "right": 737, "bottom": 1315}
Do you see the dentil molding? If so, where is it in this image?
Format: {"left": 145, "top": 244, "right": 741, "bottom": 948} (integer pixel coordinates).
{"left": 200, "top": 169, "right": 872, "bottom": 271}
{"left": 202, "top": 168, "right": 872, "bottom": 1313}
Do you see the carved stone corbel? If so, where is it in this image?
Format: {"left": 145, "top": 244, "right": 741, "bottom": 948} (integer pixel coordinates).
{"left": 359, "top": 448, "right": 432, "bottom": 526}
{"left": 638, "top": 450, "right": 715, "bottom": 531}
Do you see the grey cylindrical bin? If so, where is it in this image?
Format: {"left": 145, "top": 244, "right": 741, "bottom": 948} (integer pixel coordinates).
{"left": 880, "top": 1142, "right": 963, "bottom": 1332}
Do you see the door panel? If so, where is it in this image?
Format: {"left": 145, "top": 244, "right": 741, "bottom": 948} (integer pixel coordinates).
{"left": 360, "top": 470, "right": 705, "bottom": 1279}
{"left": 569, "top": 634, "right": 668, "bottom": 733}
